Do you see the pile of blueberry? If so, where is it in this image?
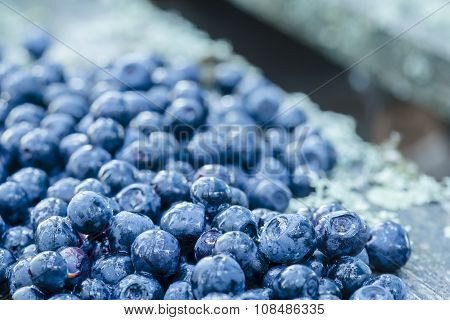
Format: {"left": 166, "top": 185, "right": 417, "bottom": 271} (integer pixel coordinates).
{"left": 0, "top": 31, "right": 411, "bottom": 300}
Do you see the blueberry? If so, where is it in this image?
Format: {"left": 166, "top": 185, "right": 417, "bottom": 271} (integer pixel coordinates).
{"left": 318, "top": 294, "right": 341, "bottom": 300}
{"left": 164, "top": 281, "right": 194, "bottom": 300}
{"left": 58, "top": 247, "right": 89, "bottom": 288}
{"left": 251, "top": 208, "right": 279, "bottom": 230}
{"left": 114, "top": 274, "right": 163, "bottom": 300}
{"left": 18, "top": 244, "right": 38, "bottom": 259}
{"left": 227, "top": 165, "right": 249, "bottom": 191}
{"left": 8, "top": 257, "right": 33, "bottom": 293}
{"left": 145, "top": 85, "right": 170, "bottom": 112}
{"left": 152, "top": 170, "right": 190, "bottom": 208}
{"left": 194, "top": 164, "right": 232, "bottom": 185}
{"left": 0, "top": 181, "right": 30, "bottom": 225}
{"left": 87, "top": 118, "right": 124, "bottom": 153}
{"left": 129, "top": 111, "right": 164, "bottom": 135}
{"left": 1, "top": 226, "right": 34, "bottom": 257}
{"left": 226, "top": 127, "right": 261, "bottom": 168}
{"left": 66, "top": 145, "right": 111, "bottom": 180}
{"left": 131, "top": 229, "right": 180, "bottom": 276}
{"left": 354, "top": 248, "right": 370, "bottom": 265}
{"left": 47, "top": 177, "right": 80, "bottom": 202}
{"left": 187, "top": 131, "right": 226, "bottom": 166}
{"left": 264, "top": 127, "right": 290, "bottom": 158}
{"left": 248, "top": 179, "right": 291, "bottom": 212}
{"left": 213, "top": 206, "right": 257, "bottom": 238}
{"left": 59, "top": 133, "right": 89, "bottom": 162}
{"left": 19, "top": 128, "right": 60, "bottom": 171}
{"left": 259, "top": 213, "right": 316, "bottom": 264}
{"left": 245, "top": 86, "right": 281, "bottom": 124}
{"left": 23, "top": 29, "right": 50, "bottom": 59}
{"left": 213, "top": 231, "right": 267, "bottom": 281}
{"left": 67, "top": 191, "right": 113, "bottom": 234}
{"left": 366, "top": 221, "right": 411, "bottom": 272}
{"left": 327, "top": 256, "right": 371, "bottom": 297}
{"left": 214, "top": 62, "right": 243, "bottom": 94}
{"left": 313, "top": 202, "right": 345, "bottom": 225}
{"left": 113, "top": 56, "right": 152, "bottom": 91}
{"left": 1, "top": 70, "right": 43, "bottom": 106}
{"left": 75, "top": 178, "right": 110, "bottom": 196}
{"left": 165, "top": 161, "right": 194, "bottom": 180}
{"left": 230, "top": 187, "right": 249, "bottom": 207}
{"left": 190, "top": 177, "right": 232, "bottom": 217}
{"left": 107, "top": 211, "right": 154, "bottom": 253}
{"left": 133, "top": 170, "right": 155, "bottom": 185}
{"left": 273, "top": 105, "right": 307, "bottom": 130}
{"left": 164, "top": 98, "right": 206, "bottom": 139}
{"left": 304, "top": 250, "right": 328, "bottom": 277}
{"left": 315, "top": 210, "right": 369, "bottom": 259}
{"left": 5, "top": 103, "right": 45, "bottom": 128}
{"left": 234, "top": 288, "right": 272, "bottom": 300}
{"left": 1, "top": 122, "right": 35, "bottom": 161}
{"left": 201, "top": 293, "right": 232, "bottom": 300}
{"left": 78, "top": 278, "right": 111, "bottom": 300}
{"left": 191, "top": 254, "right": 245, "bottom": 299}
{"left": 364, "top": 274, "right": 407, "bottom": 300}
{"left": 115, "top": 183, "right": 161, "bottom": 220}
{"left": 318, "top": 277, "right": 342, "bottom": 298}
{"left": 91, "top": 254, "right": 134, "bottom": 286}
{"left": 272, "top": 264, "right": 319, "bottom": 299}
{"left": 160, "top": 202, "right": 205, "bottom": 242}
{"left": 31, "top": 61, "right": 64, "bottom": 85}
{"left": 262, "top": 265, "right": 286, "bottom": 289}
{"left": 296, "top": 207, "right": 314, "bottom": 221}
{"left": 29, "top": 251, "right": 67, "bottom": 293}
{"left": 49, "top": 293, "right": 80, "bottom": 300}
{"left": 9, "top": 167, "right": 48, "bottom": 204}
{"left": 252, "top": 157, "right": 290, "bottom": 185}
{"left": 172, "top": 262, "right": 195, "bottom": 283}
{"left": 98, "top": 160, "right": 137, "bottom": 194}
{"left": 12, "top": 286, "right": 45, "bottom": 300}
{"left": 90, "top": 91, "right": 129, "bottom": 125}
{"left": 0, "top": 248, "right": 15, "bottom": 283}
{"left": 194, "top": 228, "right": 222, "bottom": 261}
{"left": 290, "top": 167, "right": 314, "bottom": 197}
{"left": 350, "top": 285, "right": 393, "bottom": 300}
{"left": 41, "top": 113, "right": 75, "bottom": 139}
{"left": 48, "top": 94, "right": 89, "bottom": 121}
{"left": 124, "top": 90, "right": 165, "bottom": 117}
{"left": 35, "top": 216, "right": 79, "bottom": 252}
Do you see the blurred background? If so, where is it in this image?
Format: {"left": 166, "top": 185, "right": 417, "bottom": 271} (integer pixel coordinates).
{"left": 153, "top": 0, "right": 450, "bottom": 179}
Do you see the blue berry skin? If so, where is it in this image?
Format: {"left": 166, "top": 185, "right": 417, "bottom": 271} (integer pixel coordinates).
{"left": 87, "top": 118, "right": 124, "bottom": 154}
{"left": 5, "top": 103, "right": 45, "bottom": 128}
{"left": 114, "top": 274, "right": 163, "bottom": 300}
{"left": 9, "top": 167, "right": 48, "bottom": 204}
{"left": 273, "top": 105, "right": 307, "bottom": 131}
{"left": 259, "top": 213, "right": 316, "bottom": 264}
{"left": 296, "top": 207, "right": 314, "bottom": 221}
{"left": 165, "top": 161, "right": 194, "bottom": 180}
{"left": 0, "top": 214, "right": 4, "bottom": 237}
{"left": 265, "top": 127, "right": 290, "bottom": 158}
{"left": 113, "top": 57, "right": 152, "bottom": 91}
{"left": 32, "top": 61, "right": 64, "bottom": 85}
{"left": 47, "top": 177, "right": 80, "bottom": 203}
{"left": 366, "top": 221, "right": 411, "bottom": 272}
{"left": 106, "top": 211, "right": 154, "bottom": 254}
{"left": 23, "top": 29, "right": 50, "bottom": 59}
{"left": 135, "top": 169, "right": 156, "bottom": 184}
{"left": 191, "top": 254, "right": 245, "bottom": 299}
{"left": 290, "top": 167, "right": 314, "bottom": 198}
{"left": 201, "top": 293, "right": 232, "bottom": 300}
{"left": 160, "top": 202, "right": 205, "bottom": 242}
{"left": 187, "top": 131, "right": 226, "bottom": 166}
{"left": 304, "top": 250, "right": 328, "bottom": 277}
{"left": 213, "top": 231, "right": 268, "bottom": 281}
{"left": 313, "top": 202, "right": 345, "bottom": 225}
{"left": 230, "top": 187, "right": 249, "bottom": 208}
{"left": 131, "top": 229, "right": 180, "bottom": 277}
{"left": 19, "top": 128, "right": 60, "bottom": 171}
{"left": 41, "top": 113, "right": 75, "bottom": 139}
{"left": 354, "top": 248, "right": 370, "bottom": 265}
{"left": 350, "top": 285, "right": 393, "bottom": 300}
{"left": 18, "top": 244, "right": 38, "bottom": 259}
{"left": 234, "top": 288, "right": 272, "bottom": 300}
{"left": 90, "top": 91, "right": 130, "bottom": 125}
{"left": 58, "top": 247, "right": 90, "bottom": 288}
{"left": 194, "top": 228, "right": 222, "bottom": 261}
{"left": 1, "top": 123, "right": 35, "bottom": 162}
{"left": 225, "top": 127, "right": 262, "bottom": 168}
{"left": 0, "top": 248, "right": 15, "bottom": 283}
{"left": 98, "top": 160, "right": 137, "bottom": 194}
{"left": 252, "top": 157, "right": 290, "bottom": 185}
{"left": 190, "top": 177, "right": 232, "bottom": 217}
{"left": 164, "top": 98, "right": 206, "bottom": 139}
{"left": 364, "top": 274, "right": 407, "bottom": 300}
{"left": 251, "top": 208, "right": 279, "bottom": 230}
{"left": 0, "top": 181, "right": 30, "bottom": 225}
{"left": 116, "top": 183, "right": 161, "bottom": 220}
{"left": 152, "top": 170, "right": 190, "bottom": 209}
{"left": 91, "top": 254, "right": 134, "bottom": 286}
{"left": 145, "top": 85, "right": 170, "bottom": 112}
{"left": 1, "top": 70, "right": 43, "bottom": 106}
{"left": 272, "top": 264, "right": 319, "bottom": 299}
{"left": 48, "top": 94, "right": 89, "bottom": 121}
{"left": 318, "top": 277, "right": 342, "bottom": 298}
{"left": 12, "top": 286, "right": 45, "bottom": 300}
{"left": 315, "top": 210, "right": 369, "bottom": 259}
{"left": 318, "top": 294, "right": 341, "bottom": 300}
{"left": 164, "top": 281, "right": 194, "bottom": 300}
{"left": 327, "top": 256, "right": 372, "bottom": 297}
{"left": 245, "top": 86, "right": 280, "bottom": 124}
{"left": 172, "top": 262, "right": 195, "bottom": 283}
{"left": 194, "top": 164, "right": 232, "bottom": 185}
{"left": 66, "top": 145, "right": 111, "bottom": 180}
{"left": 67, "top": 191, "right": 113, "bottom": 235}
{"left": 1, "top": 226, "right": 34, "bottom": 257}
{"left": 172, "top": 80, "right": 205, "bottom": 104}
{"left": 8, "top": 257, "right": 33, "bottom": 293}
{"left": 78, "top": 278, "right": 111, "bottom": 300}
{"left": 59, "top": 133, "right": 89, "bottom": 162}
{"left": 213, "top": 206, "right": 258, "bottom": 238}
{"left": 214, "top": 62, "right": 243, "bottom": 94}
{"left": 35, "top": 216, "right": 80, "bottom": 252}
{"left": 75, "top": 178, "right": 110, "bottom": 196}
{"left": 248, "top": 179, "right": 291, "bottom": 213}
{"left": 29, "top": 251, "right": 67, "bottom": 293}
{"left": 49, "top": 293, "right": 80, "bottom": 300}
{"left": 262, "top": 265, "right": 286, "bottom": 289}
{"left": 129, "top": 111, "right": 164, "bottom": 135}
{"left": 123, "top": 90, "right": 163, "bottom": 119}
